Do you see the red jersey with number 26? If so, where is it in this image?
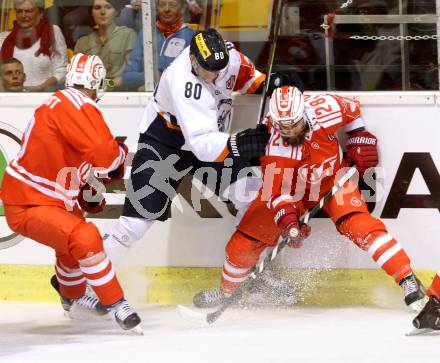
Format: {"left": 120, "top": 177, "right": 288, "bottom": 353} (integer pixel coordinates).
{"left": 262, "top": 94, "right": 366, "bottom": 210}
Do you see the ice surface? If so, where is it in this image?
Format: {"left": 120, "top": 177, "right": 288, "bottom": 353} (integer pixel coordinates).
{"left": 0, "top": 302, "right": 438, "bottom": 363}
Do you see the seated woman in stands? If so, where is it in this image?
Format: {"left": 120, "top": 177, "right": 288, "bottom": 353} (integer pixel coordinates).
{"left": 0, "top": 0, "right": 68, "bottom": 92}
{"left": 74, "top": 0, "right": 136, "bottom": 90}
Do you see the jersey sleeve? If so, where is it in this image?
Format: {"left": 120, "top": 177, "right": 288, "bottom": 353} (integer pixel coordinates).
{"left": 171, "top": 77, "right": 230, "bottom": 162}
{"left": 306, "top": 94, "right": 365, "bottom": 135}
{"left": 332, "top": 95, "right": 366, "bottom": 132}
{"left": 55, "top": 102, "right": 126, "bottom": 172}
{"left": 233, "top": 51, "right": 266, "bottom": 94}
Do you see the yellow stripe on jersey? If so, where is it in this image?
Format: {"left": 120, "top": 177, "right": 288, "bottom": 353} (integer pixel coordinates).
{"left": 195, "top": 33, "right": 212, "bottom": 60}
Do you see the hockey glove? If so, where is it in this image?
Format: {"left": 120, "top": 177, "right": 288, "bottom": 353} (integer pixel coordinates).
{"left": 100, "top": 143, "right": 129, "bottom": 185}
{"left": 227, "top": 124, "right": 270, "bottom": 161}
{"left": 346, "top": 130, "right": 378, "bottom": 177}
{"left": 273, "top": 203, "right": 311, "bottom": 248}
{"left": 77, "top": 183, "right": 106, "bottom": 214}
{"left": 267, "top": 71, "right": 305, "bottom": 96}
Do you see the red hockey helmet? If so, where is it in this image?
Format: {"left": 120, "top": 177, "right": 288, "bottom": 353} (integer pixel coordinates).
{"left": 269, "top": 86, "right": 305, "bottom": 137}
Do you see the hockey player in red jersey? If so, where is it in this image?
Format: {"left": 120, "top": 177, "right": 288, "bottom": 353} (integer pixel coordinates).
{"left": 0, "top": 53, "right": 141, "bottom": 333}
{"left": 412, "top": 271, "right": 440, "bottom": 332}
{"left": 193, "top": 85, "right": 427, "bottom": 310}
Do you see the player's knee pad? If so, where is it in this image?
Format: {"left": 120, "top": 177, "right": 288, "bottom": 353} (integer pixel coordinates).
{"left": 336, "top": 212, "right": 387, "bottom": 250}
{"left": 225, "top": 230, "right": 267, "bottom": 269}
{"left": 68, "top": 222, "right": 103, "bottom": 260}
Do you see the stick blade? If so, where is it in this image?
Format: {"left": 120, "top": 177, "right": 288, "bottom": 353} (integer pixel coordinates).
{"left": 176, "top": 305, "right": 210, "bottom": 326}
{"left": 406, "top": 327, "right": 440, "bottom": 336}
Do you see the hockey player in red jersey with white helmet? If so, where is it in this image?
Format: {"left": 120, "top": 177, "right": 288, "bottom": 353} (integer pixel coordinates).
{"left": 0, "top": 53, "right": 141, "bottom": 333}
{"left": 193, "top": 85, "right": 427, "bottom": 310}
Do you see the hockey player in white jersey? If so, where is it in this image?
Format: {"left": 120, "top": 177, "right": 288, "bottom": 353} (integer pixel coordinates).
{"left": 104, "top": 28, "right": 273, "bottom": 262}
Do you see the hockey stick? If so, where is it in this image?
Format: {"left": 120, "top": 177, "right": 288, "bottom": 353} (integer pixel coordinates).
{"left": 178, "top": 166, "right": 357, "bottom": 324}
{"left": 257, "top": 0, "right": 284, "bottom": 124}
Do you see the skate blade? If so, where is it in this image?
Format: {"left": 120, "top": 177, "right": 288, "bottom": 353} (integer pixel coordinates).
{"left": 177, "top": 305, "right": 210, "bottom": 326}
{"left": 67, "top": 304, "right": 111, "bottom": 321}
{"left": 128, "top": 324, "right": 144, "bottom": 335}
{"left": 409, "top": 296, "right": 429, "bottom": 312}
{"left": 406, "top": 327, "right": 437, "bottom": 336}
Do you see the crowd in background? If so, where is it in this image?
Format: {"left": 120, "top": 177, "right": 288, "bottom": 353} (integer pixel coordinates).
{"left": 0, "top": 0, "right": 438, "bottom": 92}
{"left": 0, "top": 0, "right": 200, "bottom": 92}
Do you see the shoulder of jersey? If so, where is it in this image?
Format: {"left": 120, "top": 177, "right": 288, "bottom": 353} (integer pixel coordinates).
{"left": 304, "top": 94, "right": 343, "bottom": 127}
{"left": 55, "top": 88, "right": 98, "bottom": 111}
{"left": 162, "top": 47, "right": 197, "bottom": 85}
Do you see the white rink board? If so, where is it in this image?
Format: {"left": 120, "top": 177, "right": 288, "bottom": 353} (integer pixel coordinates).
{"left": 0, "top": 92, "right": 439, "bottom": 269}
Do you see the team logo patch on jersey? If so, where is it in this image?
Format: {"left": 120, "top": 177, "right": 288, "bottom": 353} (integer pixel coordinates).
{"left": 312, "top": 142, "right": 320, "bottom": 150}
{"left": 195, "top": 33, "right": 212, "bottom": 60}
{"left": 350, "top": 197, "right": 362, "bottom": 207}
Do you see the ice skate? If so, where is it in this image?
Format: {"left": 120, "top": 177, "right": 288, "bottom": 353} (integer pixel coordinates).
{"left": 247, "top": 270, "right": 297, "bottom": 307}
{"left": 399, "top": 274, "right": 428, "bottom": 312}
{"left": 50, "top": 275, "right": 108, "bottom": 318}
{"left": 408, "top": 295, "right": 440, "bottom": 335}
{"left": 193, "top": 288, "right": 229, "bottom": 308}
{"left": 109, "top": 298, "right": 143, "bottom": 334}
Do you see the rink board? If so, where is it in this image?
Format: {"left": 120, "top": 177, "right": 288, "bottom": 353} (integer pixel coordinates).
{"left": 0, "top": 92, "right": 439, "bottom": 304}
{"left": 0, "top": 264, "right": 436, "bottom": 306}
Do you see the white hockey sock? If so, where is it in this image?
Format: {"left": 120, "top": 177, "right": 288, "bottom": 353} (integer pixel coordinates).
{"left": 103, "top": 216, "right": 154, "bottom": 265}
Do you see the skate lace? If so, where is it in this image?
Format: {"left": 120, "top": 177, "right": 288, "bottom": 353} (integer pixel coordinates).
{"left": 402, "top": 276, "right": 418, "bottom": 296}
{"left": 75, "top": 295, "right": 99, "bottom": 310}
{"left": 205, "top": 289, "right": 224, "bottom": 300}
{"left": 114, "top": 301, "right": 135, "bottom": 321}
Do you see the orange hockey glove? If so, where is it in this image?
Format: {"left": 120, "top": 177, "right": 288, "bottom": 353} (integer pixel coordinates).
{"left": 77, "top": 183, "right": 106, "bottom": 214}
{"left": 346, "top": 131, "right": 378, "bottom": 177}
{"left": 273, "top": 203, "right": 311, "bottom": 248}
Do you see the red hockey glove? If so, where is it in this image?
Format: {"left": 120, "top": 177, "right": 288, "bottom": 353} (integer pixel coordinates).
{"left": 346, "top": 131, "right": 378, "bottom": 177}
{"left": 101, "top": 143, "right": 128, "bottom": 185}
{"left": 77, "top": 183, "right": 106, "bottom": 214}
{"left": 273, "top": 203, "right": 311, "bottom": 248}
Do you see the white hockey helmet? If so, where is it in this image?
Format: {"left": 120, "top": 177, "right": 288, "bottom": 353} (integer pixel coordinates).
{"left": 65, "top": 53, "right": 107, "bottom": 99}
{"left": 269, "top": 86, "right": 305, "bottom": 137}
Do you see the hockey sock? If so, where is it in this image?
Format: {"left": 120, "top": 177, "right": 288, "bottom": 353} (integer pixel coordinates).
{"left": 428, "top": 271, "right": 440, "bottom": 299}
{"left": 79, "top": 251, "right": 123, "bottom": 306}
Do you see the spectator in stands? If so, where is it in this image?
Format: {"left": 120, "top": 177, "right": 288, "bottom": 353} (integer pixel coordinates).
{"left": 74, "top": 0, "right": 136, "bottom": 90}
{"left": 116, "top": 0, "right": 203, "bottom": 32}
{"left": 0, "top": 0, "right": 68, "bottom": 92}
{"left": 117, "top": 0, "right": 142, "bottom": 32}
{"left": 45, "top": 0, "right": 94, "bottom": 50}
{"left": 185, "top": 0, "right": 203, "bottom": 23}
{"left": 122, "top": 0, "right": 195, "bottom": 91}
{"left": 1, "top": 57, "right": 26, "bottom": 91}
{"left": 334, "top": 0, "right": 402, "bottom": 90}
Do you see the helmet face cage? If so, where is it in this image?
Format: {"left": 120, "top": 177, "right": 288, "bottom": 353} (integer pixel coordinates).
{"left": 190, "top": 28, "right": 229, "bottom": 72}
{"left": 65, "top": 53, "right": 107, "bottom": 99}
{"left": 269, "top": 86, "right": 305, "bottom": 137}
